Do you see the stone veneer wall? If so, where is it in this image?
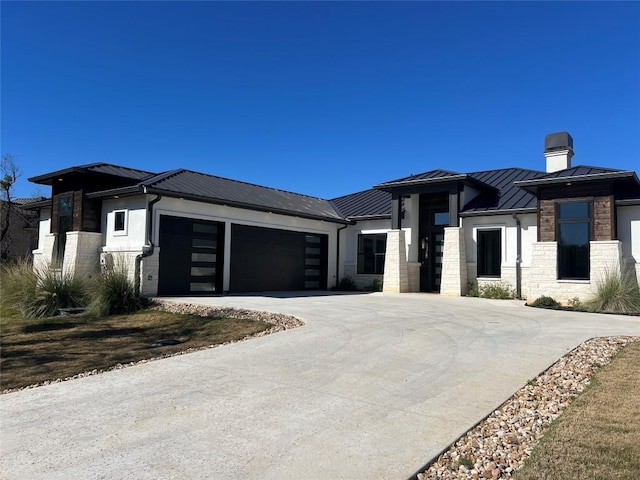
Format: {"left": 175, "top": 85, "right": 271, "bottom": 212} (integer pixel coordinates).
{"left": 343, "top": 263, "right": 384, "bottom": 290}
{"left": 526, "top": 240, "right": 623, "bottom": 303}
{"left": 407, "top": 262, "right": 420, "bottom": 293}
{"left": 440, "top": 227, "right": 467, "bottom": 296}
{"left": 382, "top": 229, "right": 408, "bottom": 293}
{"left": 140, "top": 250, "right": 159, "bottom": 297}
{"left": 62, "top": 231, "right": 102, "bottom": 279}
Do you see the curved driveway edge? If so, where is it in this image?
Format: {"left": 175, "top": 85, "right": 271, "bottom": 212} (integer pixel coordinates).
{"left": 2, "top": 293, "right": 639, "bottom": 479}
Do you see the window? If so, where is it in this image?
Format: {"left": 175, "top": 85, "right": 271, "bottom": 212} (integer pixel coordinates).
{"left": 55, "top": 193, "right": 73, "bottom": 264}
{"left": 557, "top": 201, "right": 591, "bottom": 279}
{"left": 477, "top": 229, "right": 501, "bottom": 277}
{"left": 357, "top": 233, "right": 386, "bottom": 275}
{"left": 114, "top": 210, "right": 127, "bottom": 235}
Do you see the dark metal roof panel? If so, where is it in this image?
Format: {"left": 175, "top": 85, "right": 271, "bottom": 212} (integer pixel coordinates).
{"left": 330, "top": 189, "right": 392, "bottom": 219}
{"left": 86, "top": 163, "right": 156, "bottom": 180}
{"left": 29, "top": 162, "right": 156, "bottom": 184}
{"left": 379, "top": 169, "right": 461, "bottom": 184}
{"left": 463, "top": 167, "right": 545, "bottom": 213}
{"left": 144, "top": 169, "right": 345, "bottom": 221}
{"left": 535, "top": 165, "right": 622, "bottom": 179}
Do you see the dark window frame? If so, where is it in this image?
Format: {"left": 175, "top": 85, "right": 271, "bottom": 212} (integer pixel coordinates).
{"left": 477, "top": 229, "right": 501, "bottom": 278}
{"left": 357, "top": 233, "right": 387, "bottom": 275}
{"left": 114, "top": 210, "right": 127, "bottom": 233}
{"left": 556, "top": 200, "right": 592, "bottom": 280}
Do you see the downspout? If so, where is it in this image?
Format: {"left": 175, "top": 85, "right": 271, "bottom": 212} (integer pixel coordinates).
{"left": 134, "top": 190, "right": 162, "bottom": 296}
{"left": 512, "top": 213, "right": 522, "bottom": 299}
{"left": 335, "top": 223, "right": 349, "bottom": 288}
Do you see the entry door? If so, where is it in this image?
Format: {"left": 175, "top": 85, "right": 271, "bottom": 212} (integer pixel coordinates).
{"left": 419, "top": 195, "right": 449, "bottom": 292}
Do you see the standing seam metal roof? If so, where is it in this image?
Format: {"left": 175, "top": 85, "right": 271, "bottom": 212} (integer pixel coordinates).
{"left": 141, "top": 169, "right": 346, "bottom": 221}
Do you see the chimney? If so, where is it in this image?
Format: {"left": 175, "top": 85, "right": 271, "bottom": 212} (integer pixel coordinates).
{"left": 544, "top": 131, "right": 574, "bottom": 173}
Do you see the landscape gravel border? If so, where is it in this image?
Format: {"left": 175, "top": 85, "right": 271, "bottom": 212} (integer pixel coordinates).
{"left": 1, "top": 300, "right": 304, "bottom": 395}
{"left": 416, "top": 335, "right": 640, "bottom": 480}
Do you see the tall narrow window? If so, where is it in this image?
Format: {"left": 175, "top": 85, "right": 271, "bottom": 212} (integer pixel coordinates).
{"left": 477, "top": 229, "right": 501, "bottom": 277}
{"left": 557, "top": 201, "right": 591, "bottom": 279}
{"left": 357, "top": 233, "right": 386, "bottom": 274}
{"left": 56, "top": 194, "right": 73, "bottom": 264}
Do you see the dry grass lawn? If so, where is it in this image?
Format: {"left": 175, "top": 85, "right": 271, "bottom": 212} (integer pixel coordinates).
{"left": 1, "top": 304, "right": 270, "bottom": 391}
{"left": 514, "top": 341, "right": 640, "bottom": 480}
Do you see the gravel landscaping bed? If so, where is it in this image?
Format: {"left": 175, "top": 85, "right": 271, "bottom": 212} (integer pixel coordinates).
{"left": 2, "top": 301, "right": 304, "bottom": 394}
{"left": 417, "top": 335, "right": 640, "bottom": 480}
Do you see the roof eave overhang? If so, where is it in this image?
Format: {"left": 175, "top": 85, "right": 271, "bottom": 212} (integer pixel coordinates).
{"left": 374, "top": 175, "right": 497, "bottom": 195}
{"left": 459, "top": 207, "right": 537, "bottom": 218}
{"left": 346, "top": 214, "right": 391, "bottom": 221}
{"left": 144, "top": 187, "right": 351, "bottom": 225}
{"left": 615, "top": 198, "right": 640, "bottom": 206}
{"left": 28, "top": 166, "right": 90, "bottom": 185}
{"left": 514, "top": 171, "right": 639, "bottom": 193}
{"left": 86, "top": 186, "right": 144, "bottom": 199}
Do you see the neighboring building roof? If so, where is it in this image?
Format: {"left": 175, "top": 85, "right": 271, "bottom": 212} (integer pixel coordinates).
{"left": 28, "top": 162, "right": 155, "bottom": 185}
{"left": 330, "top": 188, "right": 392, "bottom": 220}
{"left": 12, "top": 197, "right": 48, "bottom": 206}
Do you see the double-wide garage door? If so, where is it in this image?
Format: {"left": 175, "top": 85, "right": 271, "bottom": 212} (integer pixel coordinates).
{"left": 157, "top": 215, "right": 328, "bottom": 295}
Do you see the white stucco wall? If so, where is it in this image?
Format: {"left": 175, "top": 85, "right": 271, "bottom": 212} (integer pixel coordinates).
{"left": 102, "top": 196, "right": 148, "bottom": 249}
{"left": 341, "top": 218, "right": 392, "bottom": 289}
{"left": 617, "top": 204, "right": 640, "bottom": 283}
{"left": 462, "top": 213, "right": 537, "bottom": 293}
{"left": 32, "top": 208, "right": 53, "bottom": 272}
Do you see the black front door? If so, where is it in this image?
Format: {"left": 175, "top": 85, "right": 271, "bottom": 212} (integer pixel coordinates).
{"left": 419, "top": 195, "right": 449, "bottom": 292}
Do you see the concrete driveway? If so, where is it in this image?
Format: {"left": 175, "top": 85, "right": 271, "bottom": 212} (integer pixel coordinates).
{"left": 2, "top": 293, "right": 639, "bottom": 480}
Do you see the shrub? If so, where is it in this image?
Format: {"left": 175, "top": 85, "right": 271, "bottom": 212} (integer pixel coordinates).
{"left": 467, "top": 281, "right": 515, "bottom": 299}
{"left": 1, "top": 259, "right": 88, "bottom": 318}
{"left": 530, "top": 295, "right": 560, "bottom": 308}
{"left": 334, "top": 276, "right": 359, "bottom": 291}
{"left": 364, "top": 278, "right": 383, "bottom": 292}
{"left": 584, "top": 268, "right": 640, "bottom": 314}
{"left": 87, "top": 263, "right": 143, "bottom": 317}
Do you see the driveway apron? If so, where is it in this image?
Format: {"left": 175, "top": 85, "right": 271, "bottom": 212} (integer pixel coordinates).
{"left": 1, "top": 293, "right": 639, "bottom": 479}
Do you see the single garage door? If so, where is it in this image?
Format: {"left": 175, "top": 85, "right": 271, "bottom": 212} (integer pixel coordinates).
{"left": 230, "top": 224, "right": 328, "bottom": 292}
{"left": 158, "top": 215, "right": 224, "bottom": 295}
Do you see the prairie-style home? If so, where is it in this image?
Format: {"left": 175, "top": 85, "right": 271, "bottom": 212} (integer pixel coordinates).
{"left": 28, "top": 132, "right": 640, "bottom": 302}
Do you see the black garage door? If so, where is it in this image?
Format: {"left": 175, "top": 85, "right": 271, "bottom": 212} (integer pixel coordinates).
{"left": 158, "top": 215, "right": 224, "bottom": 295}
{"left": 230, "top": 224, "right": 328, "bottom": 292}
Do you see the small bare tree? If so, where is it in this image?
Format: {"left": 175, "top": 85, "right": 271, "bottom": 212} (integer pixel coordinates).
{"left": 1, "top": 154, "right": 20, "bottom": 259}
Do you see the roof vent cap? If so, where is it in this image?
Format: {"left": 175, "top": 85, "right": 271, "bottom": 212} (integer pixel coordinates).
{"left": 545, "top": 131, "right": 574, "bottom": 153}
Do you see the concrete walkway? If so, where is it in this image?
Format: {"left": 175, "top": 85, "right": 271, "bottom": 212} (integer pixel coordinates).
{"left": 2, "top": 293, "right": 639, "bottom": 480}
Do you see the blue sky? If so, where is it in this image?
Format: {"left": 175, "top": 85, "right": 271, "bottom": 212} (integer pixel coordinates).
{"left": 2, "top": 1, "right": 639, "bottom": 200}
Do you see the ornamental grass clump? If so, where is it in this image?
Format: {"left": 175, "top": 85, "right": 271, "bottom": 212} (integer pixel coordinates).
{"left": 0, "top": 259, "right": 87, "bottom": 318}
{"left": 585, "top": 268, "right": 640, "bottom": 314}
{"left": 87, "top": 262, "right": 143, "bottom": 317}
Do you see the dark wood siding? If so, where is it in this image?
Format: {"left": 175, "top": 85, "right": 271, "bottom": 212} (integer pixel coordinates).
{"left": 593, "top": 195, "right": 614, "bottom": 241}
{"left": 72, "top": 190, "right": 82, "bottom": 231}
{"left": 538, "top": 199, "right": 556, "bottom": 242}
{"left": 536, "top": 181, "right": 616, "bottom": 242}
{"left": 81, "top": 196, "right": 101, "bottom": 232}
